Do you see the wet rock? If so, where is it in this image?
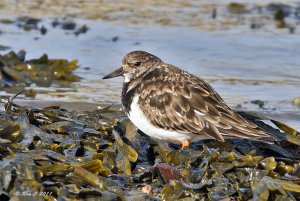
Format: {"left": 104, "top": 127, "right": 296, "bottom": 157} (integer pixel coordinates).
{"left": 74, "top": 25, "right": 89, "bottom": 36}
{"left": 227, "top": 3, "right": 247, "bottom": 14}
{"left": 266, "top": 3, "right": 292, "bottom": 16}
{"left": 156, "top": 163, "right": 184, "bottom": 183}
{"left": 49, "top": 19, "right": 89, "bottom": 35}
{"left": 274, "top": 8, "right": 286, "bottom": 28}
{"left": 51, "top": 19, "right": 59, "bottom": 28}
{"left": 0, "top": 19, "right": 14, "bottom": 24}
{"left": 0, "top": 45, "right": 10, "bottom": 51}
{"left": 40, "top": 25, "right": 47, "bottom": 35}
{"left": 212, "top": 8, "right": 217, "bottom": 19}
{"left": 112, "top": 36, "right": 119, "bottom": 42}
{"left": 16, "top": 16, "right": 41, "bottom": 31}
{"left": 250, "top": 100, "right": 265, "bottom": 109}
{"left": 61, "top": 21, "right": 76, "bottom": 30}
{"left": 266, "top": 3, "right": 292, "bottom": 29}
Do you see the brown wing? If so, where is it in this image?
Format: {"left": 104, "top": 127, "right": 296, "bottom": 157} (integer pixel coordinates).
{"left": 139, "top": 69, "right": 271, "bottom": 142}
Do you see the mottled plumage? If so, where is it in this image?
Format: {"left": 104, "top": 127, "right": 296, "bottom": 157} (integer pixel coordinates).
{"left": 103, "top": 51, "right": 274, "bottom": 148}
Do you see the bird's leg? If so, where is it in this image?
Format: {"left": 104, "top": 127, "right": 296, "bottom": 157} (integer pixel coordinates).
{"left": 180, "top": 140, "right": 190, "bottom": 150}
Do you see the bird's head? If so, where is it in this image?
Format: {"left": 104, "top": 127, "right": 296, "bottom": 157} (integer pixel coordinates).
{"left": 103, "top": 51, "right": 162, "bottom": 82}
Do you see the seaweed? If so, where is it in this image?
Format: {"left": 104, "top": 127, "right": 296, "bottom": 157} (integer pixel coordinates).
{"left": 0, "top": 93, "right": 299, "bottom": 200}
{"left": 0, "top": 50, "right": 80, "bottom": 88}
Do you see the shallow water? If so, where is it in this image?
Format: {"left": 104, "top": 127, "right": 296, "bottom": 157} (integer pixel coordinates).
{"left": 0, "top": 1, "right": 299, "bottom": 130}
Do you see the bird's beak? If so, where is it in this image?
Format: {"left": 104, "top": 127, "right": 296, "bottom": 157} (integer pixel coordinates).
{"left": 103, "top": 67, "right": 124, "bottom": 79}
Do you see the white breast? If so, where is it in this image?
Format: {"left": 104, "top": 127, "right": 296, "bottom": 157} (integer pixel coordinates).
{"left": 127, "top": 96, "right": 191, "bottom": 144}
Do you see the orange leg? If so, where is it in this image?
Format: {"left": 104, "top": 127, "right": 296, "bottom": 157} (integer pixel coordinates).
{"left": 180, "top": 140, "right": 190, "bottom": 150}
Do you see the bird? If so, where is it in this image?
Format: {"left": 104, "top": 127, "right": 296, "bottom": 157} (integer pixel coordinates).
{"left": 103, "top": 51, "right": 274, "bottom": 149}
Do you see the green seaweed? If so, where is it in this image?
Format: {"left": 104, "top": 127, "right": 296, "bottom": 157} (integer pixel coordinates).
{"left": 113, "top": 130, "right": 138, "bottom": 175}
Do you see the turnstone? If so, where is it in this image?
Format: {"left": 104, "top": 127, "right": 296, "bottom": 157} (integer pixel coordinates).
{"left": 103, "top": 51, "right": 273, "bottom": 149}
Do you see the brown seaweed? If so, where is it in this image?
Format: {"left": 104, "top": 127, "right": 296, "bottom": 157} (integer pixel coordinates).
{"left": 0, "top": 51, "right": 80, "bottom": 88}
{"left": 0, "top": 94, "right": 299, "bottom": 200}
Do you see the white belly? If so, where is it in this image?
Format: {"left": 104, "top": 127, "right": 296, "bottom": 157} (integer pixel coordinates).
{"left": 127, "top": 96, "right": 192, "bottom": 144}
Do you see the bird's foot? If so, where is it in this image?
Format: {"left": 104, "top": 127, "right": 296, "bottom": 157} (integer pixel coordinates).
{"left": 180, "top": 140, "right": 190, "bottom": 150}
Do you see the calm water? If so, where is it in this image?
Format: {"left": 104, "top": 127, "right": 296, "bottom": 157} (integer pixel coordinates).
{"left": 0, "top": 1, "right": 299, "bottom": 130}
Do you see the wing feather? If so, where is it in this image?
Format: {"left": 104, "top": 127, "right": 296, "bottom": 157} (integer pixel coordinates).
{"left": 138, "top": 67, "right": 272, "bottom": 142}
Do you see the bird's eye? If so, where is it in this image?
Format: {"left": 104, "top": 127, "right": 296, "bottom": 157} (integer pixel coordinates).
{"left": 133, "top": 61, "right": 141, "bottom": 67}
